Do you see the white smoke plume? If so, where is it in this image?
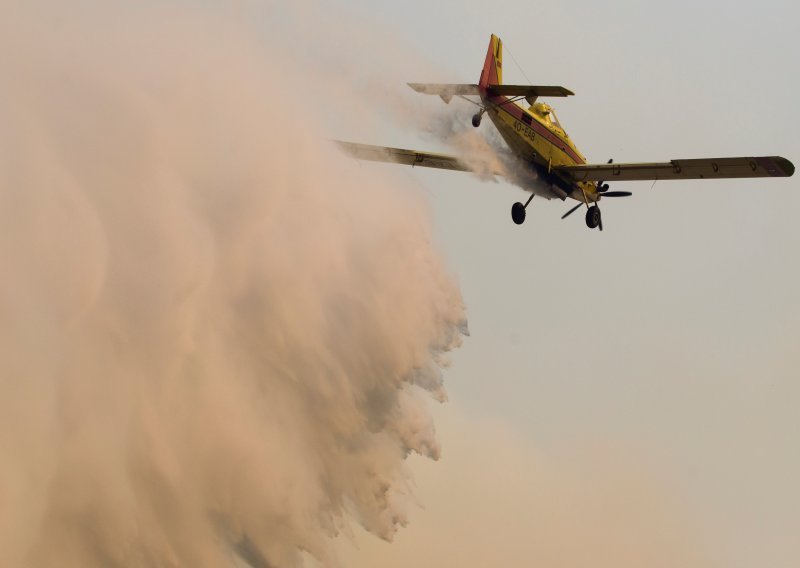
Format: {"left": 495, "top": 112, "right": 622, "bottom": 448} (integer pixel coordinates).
{"left": 277, "top": 4, "right": 546, "bottom": 199}
{"left": 424, "top": 103, "right": 512, "bottom": 180}
{"left": 360, "top": 74, "right": 548, "bottom": 195}
{"left": 0, "top": 3, "right": 465, "bottom": 567}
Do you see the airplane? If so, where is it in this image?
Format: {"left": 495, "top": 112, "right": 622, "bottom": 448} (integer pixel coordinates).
{"left": 336, "top": 34, "right": 794, "bottom": 231}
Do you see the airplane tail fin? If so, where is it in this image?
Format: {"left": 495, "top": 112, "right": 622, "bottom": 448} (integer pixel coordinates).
{"left": 479, "top": 34, "right": 502, "bottom": 88}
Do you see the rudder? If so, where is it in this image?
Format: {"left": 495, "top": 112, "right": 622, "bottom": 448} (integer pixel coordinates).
{"left": 479, "top": 34, "right": 502, "bottom": 88}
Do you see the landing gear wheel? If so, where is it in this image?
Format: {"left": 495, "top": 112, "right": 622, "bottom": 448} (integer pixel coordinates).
{"left": 472, "top": 113, "right": 482, "bottom": 128}
{"left": 511, "top": 202, "right": 526, "bottom": 225}
{"left": 585, "top": 205, "right": 601, "bottom": 229}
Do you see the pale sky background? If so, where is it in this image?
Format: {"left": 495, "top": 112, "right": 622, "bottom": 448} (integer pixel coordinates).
{"left": 275, "top": 1, "right": 800, "bottom": 566}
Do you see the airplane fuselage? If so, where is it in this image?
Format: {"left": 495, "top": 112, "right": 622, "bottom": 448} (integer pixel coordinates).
{"left": 482, "top": 92, "right": 598, "bottom": 203}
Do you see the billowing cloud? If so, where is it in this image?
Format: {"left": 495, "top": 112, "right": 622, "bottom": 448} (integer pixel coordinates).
{"left": 0, "top": 3, "right": 465, "bottom": 566}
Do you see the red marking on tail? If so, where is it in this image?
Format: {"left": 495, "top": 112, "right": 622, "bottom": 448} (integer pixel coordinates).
{"left": 479, "top": 35, "right": 502, "bottom": 89}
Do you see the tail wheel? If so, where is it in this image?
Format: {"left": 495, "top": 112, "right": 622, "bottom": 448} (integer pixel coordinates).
{"left": 472, "top": 113, "right": 482, "bottom": 127}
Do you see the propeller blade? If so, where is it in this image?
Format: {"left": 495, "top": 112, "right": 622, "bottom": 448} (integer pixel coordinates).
{"left": 561, "top": 202, "right": 583, "bottom": 219}
{"left": 600, "top": 191, "right": 632, "bottom": 197}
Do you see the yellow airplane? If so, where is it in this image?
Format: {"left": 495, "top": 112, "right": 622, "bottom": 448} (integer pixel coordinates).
{"left": 337, "top": 34, "right": 794, "bottom": 231}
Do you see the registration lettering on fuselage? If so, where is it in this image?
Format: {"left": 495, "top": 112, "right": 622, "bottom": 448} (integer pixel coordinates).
{"left": 513, "top": 120, "right": 536, "bottom": 143}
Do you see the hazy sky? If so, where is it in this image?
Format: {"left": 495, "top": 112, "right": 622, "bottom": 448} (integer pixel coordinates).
{"left": 306, "top": 1, "right": 800, "bottom": 566}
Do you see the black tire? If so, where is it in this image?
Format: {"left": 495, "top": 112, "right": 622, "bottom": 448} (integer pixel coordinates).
{"left": 472, "top": 113, "right": 482, "bottom": 128}
{"left": 585, "top": 205, "right": 601, "bottom": 229}
{"left": 511, "top": 202, "right": 526, "bottom": 225}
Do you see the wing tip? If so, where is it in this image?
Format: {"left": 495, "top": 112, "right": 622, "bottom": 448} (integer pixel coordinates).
{"left": 773, "top": 156, "right": 795, "bottom": 177}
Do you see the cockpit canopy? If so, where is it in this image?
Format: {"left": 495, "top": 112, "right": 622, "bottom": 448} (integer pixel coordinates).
{"left": 530, "top": 101, "right": 563, "bottom": 130}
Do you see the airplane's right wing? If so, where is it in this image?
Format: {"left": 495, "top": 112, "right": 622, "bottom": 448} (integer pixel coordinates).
{"left": 557, "top": 156, "right": 794, "bottom": 182}
{"left": 335, "top": 141, "right": 473, "bottom": 172}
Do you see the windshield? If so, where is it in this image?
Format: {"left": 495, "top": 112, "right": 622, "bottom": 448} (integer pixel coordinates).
{"left": 548, "top": 109, "right": 562, "bottom": 129}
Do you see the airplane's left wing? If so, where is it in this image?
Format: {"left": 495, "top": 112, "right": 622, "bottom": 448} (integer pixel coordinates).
{"left": 557, "top": 156, "right": 794, "bottom": 182}
{"left": 335, "top": 141, "right": 472, "bottom": 172}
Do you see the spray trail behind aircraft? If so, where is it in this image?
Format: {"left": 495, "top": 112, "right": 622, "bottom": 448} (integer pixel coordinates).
{"left": 0, "top": 4, "right": 466, "bottom": 567}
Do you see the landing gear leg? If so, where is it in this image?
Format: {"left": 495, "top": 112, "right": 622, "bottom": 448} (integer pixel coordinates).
{"left": 511, "top": 193, "right": 535, "bottom": 225}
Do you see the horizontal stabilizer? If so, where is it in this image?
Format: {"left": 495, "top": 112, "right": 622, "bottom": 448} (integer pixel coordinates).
{"left": 487, "top": 84, "right": 574, "bottom": 98}
{"left": 335, "top": 141, "right": 472, "bottom": 172}
{"left": 407, "top": 83, "right": 481, "bottom": 103}
{"left": 557, "top": 156, "right": 795, "bottom": 182}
